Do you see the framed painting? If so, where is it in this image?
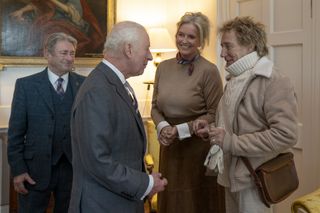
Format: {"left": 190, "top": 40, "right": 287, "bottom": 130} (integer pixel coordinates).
{"left": 0, "top": 0, "right": 116, "bottom": 69}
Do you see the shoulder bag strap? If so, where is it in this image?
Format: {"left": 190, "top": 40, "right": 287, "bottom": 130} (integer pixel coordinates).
{"left": 241, "top": 157, "right": 270, "bottom": 207}
{"left": 240, "top": 157, "right": 264, "bottom": 192}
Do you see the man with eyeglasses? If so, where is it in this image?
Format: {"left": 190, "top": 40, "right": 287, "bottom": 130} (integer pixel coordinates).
{"left": 7, "top": 32, "right": 85, "bottom": 213}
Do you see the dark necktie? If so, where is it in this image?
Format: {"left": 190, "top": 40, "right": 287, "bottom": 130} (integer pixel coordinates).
{"left": 124, "top": 81, "right": 138, "bottom": 113}
{"left": 56, "top": 77, "right": 65, "bottom": 98}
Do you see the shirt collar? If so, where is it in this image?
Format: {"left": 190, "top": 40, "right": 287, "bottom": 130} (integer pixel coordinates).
{"left": 47, "top": 68, "right": 69, "bottom": 86}
{"left": 102, "top": 59, "right": 126, "bottom": 84}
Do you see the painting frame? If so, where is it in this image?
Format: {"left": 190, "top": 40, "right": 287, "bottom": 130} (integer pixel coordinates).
{"left": 0, "top": 0, "right": 116, "bottom": 70}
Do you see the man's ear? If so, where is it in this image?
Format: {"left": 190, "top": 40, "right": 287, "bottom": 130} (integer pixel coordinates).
{"left": 124, "top": 43, "right": 133, "bottom": 58}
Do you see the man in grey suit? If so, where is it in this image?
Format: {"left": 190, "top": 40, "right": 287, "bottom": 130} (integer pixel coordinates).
{"left": 69, "top": 21, "right": 168, "bottom": 213}
{"left": 7, "top": 32, "right": 85, "bottom": 213}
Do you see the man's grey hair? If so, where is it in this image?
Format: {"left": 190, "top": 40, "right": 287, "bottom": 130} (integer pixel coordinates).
{"left": 103, "top": 21, "right": 146, "bottom": 56}
{"left": 44, "top": 32, "right": 77, "bottom": 54}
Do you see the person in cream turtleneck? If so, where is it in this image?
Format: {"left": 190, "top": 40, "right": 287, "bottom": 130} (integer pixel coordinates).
{"left": 194, "top": 16, "right": 298, "bottom": 213}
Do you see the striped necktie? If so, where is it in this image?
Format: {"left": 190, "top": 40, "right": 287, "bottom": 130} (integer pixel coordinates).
{"left": 56, "top": 77, "right": 65, "bottom": 98}
{"left": 124, "top": 81, "right": 138, "bottom": 113}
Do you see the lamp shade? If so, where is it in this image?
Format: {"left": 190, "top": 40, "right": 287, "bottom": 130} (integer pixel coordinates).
{"left": 147, "top": 28, "right": 176, "bottom": 53}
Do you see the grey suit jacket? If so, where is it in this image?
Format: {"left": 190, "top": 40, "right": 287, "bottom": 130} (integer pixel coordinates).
{"left": 69, "top": 62, "right": 149, "bottom": 213}
{"left": 7, "top": 69, "right": 85, "bottom": 190}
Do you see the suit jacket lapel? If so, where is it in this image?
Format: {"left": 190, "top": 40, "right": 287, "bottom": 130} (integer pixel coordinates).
{"left": 119, "top": 86, "right": 147, "bottom": 143}
{"left": 136, "top": 111, "right": 147, "bottom": 147}
{"left": 36, "top": 69, "right": 54, "bottom": 113}
{"left": 69, "top": 72, "right": 82, "bottom": 95}
{"left": 97, "top": 63, "right": 146, "bottom": 141}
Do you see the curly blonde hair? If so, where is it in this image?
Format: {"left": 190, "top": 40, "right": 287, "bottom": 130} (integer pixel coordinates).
{"left": 219, "top": 16, "right": 268, "bottom": 57}
{"left": 177, "top": 12, "right": 210, "bottom": 50}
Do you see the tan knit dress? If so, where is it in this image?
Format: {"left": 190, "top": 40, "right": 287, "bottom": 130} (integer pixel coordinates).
{"left": 151, "top": 56, "right": 225, "bottom": 213}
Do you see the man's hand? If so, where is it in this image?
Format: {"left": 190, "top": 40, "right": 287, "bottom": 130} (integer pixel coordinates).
{"left": 208, "top": 127, "right": 226, "bottom": 147}
{"left": 13, "top": 173, "right": 36, "bottom": 195}
{"left": 148, "top": 173, "right": 168, "bottom": 198}
{"left": 193, "top": 120, "right": 209, "bottom": 141}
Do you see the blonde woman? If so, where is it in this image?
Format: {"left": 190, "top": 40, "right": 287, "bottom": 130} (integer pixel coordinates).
{"left": 151, "top": 12, "right": 225, "bottom": 213}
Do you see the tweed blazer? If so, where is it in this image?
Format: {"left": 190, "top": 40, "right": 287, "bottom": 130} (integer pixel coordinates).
{"left": 7, "top": 69, "right": 85, "bottom": 190}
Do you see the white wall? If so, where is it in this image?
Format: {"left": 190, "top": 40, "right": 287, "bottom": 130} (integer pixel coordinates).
{"left": 117, "top": 0, "right": 217, "bottom": 61}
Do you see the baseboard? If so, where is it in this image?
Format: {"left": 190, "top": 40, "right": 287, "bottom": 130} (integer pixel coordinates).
{"left": 0, "top": 205, "right": 9, "bottom": 213}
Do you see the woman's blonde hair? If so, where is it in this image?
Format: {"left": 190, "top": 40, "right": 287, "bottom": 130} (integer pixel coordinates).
{"left": 177, "top": 12, "right": 210, "bottom": 50}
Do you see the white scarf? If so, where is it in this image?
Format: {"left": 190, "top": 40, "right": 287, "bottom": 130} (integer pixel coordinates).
{"left": 217, "top": 51, "right": 260, "bottom": 130}
{"left": 215, "top": 52, "right": 260, "bottom": 187}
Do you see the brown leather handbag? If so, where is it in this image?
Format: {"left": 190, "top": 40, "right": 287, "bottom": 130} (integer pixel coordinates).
{"left": 241, "top": 152, "right": 299, "bottom": 207}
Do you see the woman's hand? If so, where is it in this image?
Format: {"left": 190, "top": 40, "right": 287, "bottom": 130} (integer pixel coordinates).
{"left": 193, "top": 120, "right": 209, "bottom": 141}
{"left": 159, "top": 126, "right": 177, "bottom": 146}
